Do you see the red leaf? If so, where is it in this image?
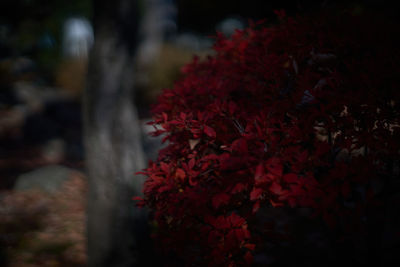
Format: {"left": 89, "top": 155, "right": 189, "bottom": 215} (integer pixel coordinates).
{"left": 227, "top": 213, "right": 246, "bottom": 227}
{"left": 242, "top": 227, "right": 251, "bottom": 239}
{"left": 283, "top": 173, "right": 298, "bottom": 183}
{"left": 179, "top": 112, "right": 187, "bottom": 120}
{"left": 231, "top": 183, "right": 246, "bottom": 194}
{"left": 290, "top": 184, "right": 306, "bottom": 196}
{"left": 213, "top": 216, "right": 230, "bottom": 229}
{"left": 254, "top": 164, "right": 264, "bottom": 180}
{"left": 254, "top": 164, "right": 266, "bottom": 184}
{"left": 161, "top": 112, "right": 168, "bottom": 122}
{"left": 208, "top": 230, "right": 222, "bottom": 244}
{"left": 157, "top": 185, "right": 171, "bottom": 193}
{"left": 132, "top": 196, "right": 145, "bottom": 207}
{"left": 175, "top": 168, "right": 186, "bottom": 181}
{"left": 232, "top": 229, "right": 246, "bottom": 243}
{"left": 204, "top": 125, "right": 216, "bottom": 138}
{"left": 244, "top": 251, "right": 253, "bottom": 265}
{"left": 250, "top": 187, "right": 263, "bottom": 201}
{"left": 270, "top": 199, "right": 284, "bottom": 207}
{"left": 212, "top": 193, "right": 230, "bottom": 208}
{"left": 266, "top": 157, "right": 283, "bottom": 176}
{"left": 288, "top": 197, "right": 297, "bottom": 208}
{"left": 255, "top": 164, "right": 269, "bottom": 185}
{"left": 160, "top": 162, "right": 169, "bottom": 173}
{"left": 269, "top": 182, "right": 284, "bottom": 195}
{"left": 252, "top": 200, "right": 260, "bottom": 213}
{"left": 231, "top": 138, "right": 248, "bottom": 153}
{"left": 189, "top": 175, "right": 198, "bottom": 186}
{"left": 188, "top": 158, "right": 196, "bottom": 169}
{"left": 244, "top": 243, "right": 256, "bottom": 251}
{"left": 225, "top": 230, "right": 237, "bottom": 248}
{"left": 228, "top": 101, "right": 237, "bottom": 114}
{"left": 297, "top": 150, "right": 308, "bottom": 163}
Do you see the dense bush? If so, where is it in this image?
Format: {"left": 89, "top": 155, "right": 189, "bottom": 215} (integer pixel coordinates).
{"left": 136, "top": 9, "right": 400, "bottom": 266}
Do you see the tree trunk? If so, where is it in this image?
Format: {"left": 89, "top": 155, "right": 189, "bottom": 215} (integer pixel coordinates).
{"left": 84, "top": 1, "right": 151, "bottom": 266}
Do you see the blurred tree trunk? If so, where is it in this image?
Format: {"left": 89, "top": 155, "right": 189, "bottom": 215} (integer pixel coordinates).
{"left": 84, "top": 0, "right": 151, "bottom": 266}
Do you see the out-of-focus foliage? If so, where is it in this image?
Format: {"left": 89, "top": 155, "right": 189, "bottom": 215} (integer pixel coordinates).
{"left": 0, "top": 0, "right": 91, "bottom": 79}
{"left": 55, "top": 59, "right": 88, "bottom": 98}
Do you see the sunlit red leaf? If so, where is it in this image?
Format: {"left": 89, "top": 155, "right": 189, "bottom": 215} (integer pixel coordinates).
{"left": 160, "top": 162, "right": 169, "bottom": 173}
{"left": 175, "top": 168, "right": 186, "bottom": 181}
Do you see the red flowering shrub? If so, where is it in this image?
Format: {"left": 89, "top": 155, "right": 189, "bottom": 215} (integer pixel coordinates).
{"left": 137, "top": 10, "right": 400, "bottom": 266}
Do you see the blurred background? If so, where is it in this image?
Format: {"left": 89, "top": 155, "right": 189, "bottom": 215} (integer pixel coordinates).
{"left": 0, "top": 0, "right": 397, "bottom": 266}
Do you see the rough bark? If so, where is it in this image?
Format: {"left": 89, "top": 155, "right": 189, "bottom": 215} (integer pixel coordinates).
{"left": 84, "top": 1, "right": 152, "bottom": 266}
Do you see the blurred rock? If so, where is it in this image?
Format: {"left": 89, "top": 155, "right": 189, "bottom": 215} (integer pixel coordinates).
{"left": 14, "top": 165, "right": 79, "bottom": 193}
{"left": 11, "top": 57, "right": 36, "bottom": 76}
{"left": 14, "top": 82, "right": 73, "bottom": 112}
{"left": 41, "top": 138, "right": 66, "bottom": 164}
{"left": 62, "top": 17, "right": 94, "bottom": 59}
{"left": 216, "top": 17, "right": 245, "bottom": 37}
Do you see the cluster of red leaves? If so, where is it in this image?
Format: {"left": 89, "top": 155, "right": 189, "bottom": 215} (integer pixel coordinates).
{"left": 136, "top": 10, "right": 400, "bottom": 266}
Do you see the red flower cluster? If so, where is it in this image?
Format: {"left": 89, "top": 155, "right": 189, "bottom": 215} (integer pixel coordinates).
{"left": 136, "top": 10, "right": 400, "bottom": 266}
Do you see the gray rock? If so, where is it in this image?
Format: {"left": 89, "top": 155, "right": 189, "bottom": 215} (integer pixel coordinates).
{"left": 216, "top": 17, "right": 245, "bottom": 37}
{"left": 41, "top": 138, "right": 66, "bottom": 164}
{"left": 14, "top": 165, "right": 77, "bottom": 193}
